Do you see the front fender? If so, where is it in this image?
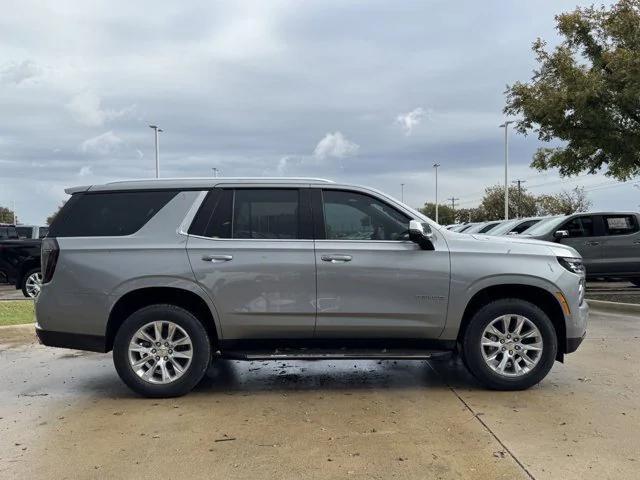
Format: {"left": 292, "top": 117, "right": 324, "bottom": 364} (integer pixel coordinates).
{"left": 440, "top": 273, "right": 563, "bottom": 340}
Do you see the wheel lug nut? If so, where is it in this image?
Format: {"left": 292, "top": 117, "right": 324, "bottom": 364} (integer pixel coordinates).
{"left": 501, "top": 347, "right": 506, "bottom": 352}
{"left": 500, "top": 339, "right": 505, "bottom": 344}
{"left": 156, "top": 342, "right": 161, "bottom": 346}
{"left": 164, "top": 356, "right": 168, "bottom": 361}
{"left": 151, "top": 349, "right": 156, "bottom": 353}
{"left": 509, "top": 350, "right": 513, "bottom": 355}
{"left": 155, "top": 356, "right": 160, "bottom": 360}
{"left": 169, "top": 349, "right": 173, "bottom": 354}
{"left": 507, "top": 335, "right": 511, "bottom": 339}
{"left": 165, "top": 342, "right": 169, "bottom": 347}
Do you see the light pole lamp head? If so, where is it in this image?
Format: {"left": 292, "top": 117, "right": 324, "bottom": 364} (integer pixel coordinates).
{"left": 433, "top": 163, "right": 441, "bottom": 168}
{"left": 499, "top": 120, "right": 514, "bottom": 128}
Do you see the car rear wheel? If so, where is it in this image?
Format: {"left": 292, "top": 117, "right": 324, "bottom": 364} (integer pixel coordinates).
{"left": 113, "top": 304, "right": 211, "bottom": 398}
{"left": 462, "top": 299, "right": 557, "bottom": 390}
{"left": 22, "top": 268, "right": 42, "bottom": 298}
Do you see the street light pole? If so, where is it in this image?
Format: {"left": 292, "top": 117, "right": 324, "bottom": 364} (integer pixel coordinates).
{"left": 400, "top": 183, "right": 405, "bottom": 203}
{"left": 433, "top": 163, "right": 441, "bottom": 223}
{"left": 499, "top": 121, "right": 514, "bottom": 220}
{"left": 149, "top": 125, "right": 163, "bottom": 178}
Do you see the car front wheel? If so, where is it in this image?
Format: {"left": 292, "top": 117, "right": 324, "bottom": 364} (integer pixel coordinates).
{"left": 113, "top": 304, "right": 211, "bottom": 397}
{"left": 462, "top": 299, "right": 557, "bottom": 390}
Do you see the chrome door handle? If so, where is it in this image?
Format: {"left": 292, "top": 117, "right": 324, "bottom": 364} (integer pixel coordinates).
{"left": 202, "top": 254, "right": 233, "bottom": 263}
{"left": 321, "top": 254, "right": 352, "bottom": 263}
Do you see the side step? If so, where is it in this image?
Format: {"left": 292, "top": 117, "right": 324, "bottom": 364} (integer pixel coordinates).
{"left": 217, "top": 348, "right": 453, "bottom": 361}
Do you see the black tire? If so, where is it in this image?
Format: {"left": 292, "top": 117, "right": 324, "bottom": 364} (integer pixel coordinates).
{"left": 113, "top": 304, "right": 211, "bottom": 398}
{"left": 21, "top": 268, "right": 42, "bottom": 298}
{"left": 462, "top": 299, "right": 557, "bottom": 391}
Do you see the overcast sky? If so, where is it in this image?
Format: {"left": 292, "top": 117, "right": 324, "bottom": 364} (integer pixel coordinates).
{"left": 1, "top": 0, "right": 634, "bottom": 225}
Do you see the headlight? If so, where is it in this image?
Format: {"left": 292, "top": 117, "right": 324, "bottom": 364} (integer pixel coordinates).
{"left": 557, "top": 257, "right": 585, "bottom": 275}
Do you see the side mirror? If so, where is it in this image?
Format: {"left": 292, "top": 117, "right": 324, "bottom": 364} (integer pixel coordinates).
{"left": 554, "top": 230, "right": 569, "bottom": 240}
{"left": 409, "top": 220, "right": 435, "bottom": 250}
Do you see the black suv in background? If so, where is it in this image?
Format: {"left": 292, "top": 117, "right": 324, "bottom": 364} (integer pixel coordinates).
{"left": 522, "top": 212, "right": 640, "bottom": 285}
{"left": 0, "top": 224, "right": 42, "bottom": 298}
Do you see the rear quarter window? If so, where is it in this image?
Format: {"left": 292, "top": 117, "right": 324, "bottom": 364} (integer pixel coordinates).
{"left": 48, "top": 191, "right": 178, "bottom": 237}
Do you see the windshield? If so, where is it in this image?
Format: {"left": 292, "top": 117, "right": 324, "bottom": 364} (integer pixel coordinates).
{"left": 521, "top": 216, "right": 566, "bottom": 236}
{"left": 487, "top": 219, "right": 524, "bottom": 236}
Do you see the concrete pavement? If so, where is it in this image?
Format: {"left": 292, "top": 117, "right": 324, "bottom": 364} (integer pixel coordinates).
{"left": 0, "top": 308, "right": 638, "bottom": 479}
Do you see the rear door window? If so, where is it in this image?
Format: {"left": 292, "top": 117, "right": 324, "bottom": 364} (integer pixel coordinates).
{"left": 603, "top": 214, "right": 638, "bottom": 236}
{"left": 49, "top": 191, "right": 177, "bottom": 237}
{"left": 233, "top": 189, "right": 300, "bottom": 239}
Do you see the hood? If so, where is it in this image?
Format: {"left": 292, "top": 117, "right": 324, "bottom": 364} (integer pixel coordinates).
{"left": 444, "top": 230, "right": 580, "bottom": 258}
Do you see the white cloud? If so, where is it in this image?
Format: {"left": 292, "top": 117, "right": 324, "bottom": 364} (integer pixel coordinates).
{"left": 66, "top": 91, "right": 136, "bottom": 127}
{"left": 0, "top": 60, "right": 41, "bottom": 85}
{"left": 396, "top": 107, "right": 430, "bottom": 136}
{"left": 78, "top": 165, "right": 92, "bottom": 177}
{"left": 80, "top": 131, "right": 123, "bottom": 155}
{"left": 313, "top": 132, "right": 359, "bottom": 160}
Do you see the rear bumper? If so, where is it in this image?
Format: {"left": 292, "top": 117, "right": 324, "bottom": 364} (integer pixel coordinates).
{"left": 35, "top": 325, "right": 107, "bottom": 353}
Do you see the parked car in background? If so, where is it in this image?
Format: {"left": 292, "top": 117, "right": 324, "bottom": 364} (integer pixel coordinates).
{"left": 0, "top": 224, "right": 19, "bottom": 240}
{"left": 450, "top": 222, "right": 478, "bottom": 232}
{"left": 36, "top": 177, "right": 588, "bottom": 397}
{"left": 16, "top": 225, "right": 49, "bottom": 239}
{"left": 0, "top": 237, "right": 42, "bottom": 297}
{"left": 486, "top": 216, "right": 559, "bottom": 236}
{"left": 521, "top": 212, "right": 640, "bottom": 283}
{"left": 463, "top": 220, "right": 504, "bottom": 234}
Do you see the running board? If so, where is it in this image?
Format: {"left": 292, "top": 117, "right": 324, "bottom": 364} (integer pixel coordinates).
{"left": 217, "top": 348, "right": 453, "bottom": 361}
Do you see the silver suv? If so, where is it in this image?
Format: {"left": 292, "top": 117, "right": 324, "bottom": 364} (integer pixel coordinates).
{"left": 36, "top": 178, "right": 588, "bottom": 397}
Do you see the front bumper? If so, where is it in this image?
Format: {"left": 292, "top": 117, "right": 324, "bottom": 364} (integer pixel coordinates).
{"left": 566, "top": 332, "right": 586, "bottom": 353}
{"left": 35, "top": 324, "right": 107, "bottom": 353}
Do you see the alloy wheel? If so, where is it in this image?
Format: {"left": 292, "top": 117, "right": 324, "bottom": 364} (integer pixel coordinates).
{"left": 25, "top": 272, "right": 43, "bottom": 298}
{"left": 480, "top": 314, "right": 543, "bottom": 377}
{"left": 128, "top": 321, "right": 194, "bottom": 384}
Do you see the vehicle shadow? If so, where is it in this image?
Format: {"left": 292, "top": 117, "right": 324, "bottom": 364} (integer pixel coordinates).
{"left": 189, "top": 356, "right": 483, "bottom": 395}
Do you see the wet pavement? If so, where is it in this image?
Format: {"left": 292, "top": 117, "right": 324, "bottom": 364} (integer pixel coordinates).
{"left": 1, "top": 308, "right": 639, "bottom": 479}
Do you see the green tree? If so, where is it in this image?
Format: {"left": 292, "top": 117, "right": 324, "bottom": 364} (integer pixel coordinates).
{"left": 46, "top": 202, "right": 66, "bottom": 226}
{"left": 505, "top": 0, "right": 640, "bottom": 180}
{"left": 455, "top": 207, "right": 485, "bottom": 223}
{"left": 0, "top": 206, "right": 16, "bottom": 224}
{"left": 479, "top": 185, "right": 539, "bottom": 220}
{"left": 419, "top": 202, "right": 456, "bottom": 225}
{"left": 537, "top": 186, "right": 592, "bottom": 215}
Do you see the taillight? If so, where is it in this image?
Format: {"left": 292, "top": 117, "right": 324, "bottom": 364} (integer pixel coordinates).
{"left": 41, "top": 238, "right": 59, "bottom": 283}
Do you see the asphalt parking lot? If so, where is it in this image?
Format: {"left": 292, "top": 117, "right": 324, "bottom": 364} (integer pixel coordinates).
{"left": 0, "top": 307, "right": 638, "bottom": 480}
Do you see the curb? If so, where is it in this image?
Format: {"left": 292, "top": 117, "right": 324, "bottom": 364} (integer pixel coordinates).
{"left": 587, "top": 299, "right": 640, "bottom": 315}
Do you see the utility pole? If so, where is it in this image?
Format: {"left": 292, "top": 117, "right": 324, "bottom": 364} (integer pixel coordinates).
{"left": 447, "top": 197, "right": 459, "bottom": 223}
{"left": 512, "top": 179, "right": 526, "bottom": 218}
{"left": 433, "top": 163, "right": 441, "bottom": 223}
{"left": 149, "top": 125, "right": 163, "bottom": 178}
{"left": 400, "top": 183, "right": 405, "bottom": 203}
{"left": 499, "top": 121, "right": 514, "bottom": 220}
{"left": 12, "top": 200, "right": 16, "bottom": 224}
